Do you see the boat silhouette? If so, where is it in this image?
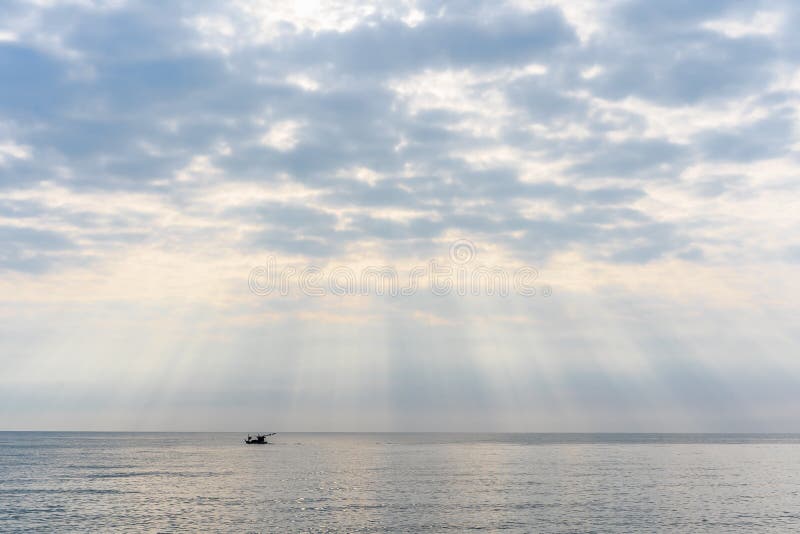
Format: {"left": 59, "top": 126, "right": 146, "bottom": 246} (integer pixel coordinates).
{"left": 244, "top": 432, "right": 276, "bottom": 444}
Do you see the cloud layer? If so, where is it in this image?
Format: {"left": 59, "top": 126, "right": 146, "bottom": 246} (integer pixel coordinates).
{"left": 1, "top": 0, "right": 799, "bottom": 430}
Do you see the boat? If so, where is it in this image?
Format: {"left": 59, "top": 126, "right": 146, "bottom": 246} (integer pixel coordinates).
{"left": 244, "top": 432, "right": 276, "bottom": 444}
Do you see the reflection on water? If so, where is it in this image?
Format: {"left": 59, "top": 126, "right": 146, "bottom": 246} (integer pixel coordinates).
{"left": 1, "top": 433, "right": 800, "bottom": 532}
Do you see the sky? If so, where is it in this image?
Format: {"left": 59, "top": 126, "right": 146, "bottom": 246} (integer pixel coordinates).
{"left": 1, "top": 0, "right": 799, "bottom": 431}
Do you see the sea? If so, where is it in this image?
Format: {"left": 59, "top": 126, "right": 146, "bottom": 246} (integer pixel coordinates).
{"left": 1, "top": 432, "right": 799, "bottom": 532}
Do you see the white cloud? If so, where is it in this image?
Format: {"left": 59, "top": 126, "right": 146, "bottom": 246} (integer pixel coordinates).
{"left": 259, "top": 120, "right": 304, "bottom": 151}
{"left": 285, "top": 73, "right": 320, "bottom": 92}
{"left": 703, "top": 10, "right": 784, "bottom": 38}
{"left": 0, "top": 141, "right": 31, "bottom": 164}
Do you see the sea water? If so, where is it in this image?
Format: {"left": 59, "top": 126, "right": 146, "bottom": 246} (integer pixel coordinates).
{"left": 1, "top": 433, "right": 799, "bottom": 532}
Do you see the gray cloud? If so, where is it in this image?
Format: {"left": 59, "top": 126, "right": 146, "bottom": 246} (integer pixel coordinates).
{"left": 696, "top": 113, "right": 796, "bottom": 162}
{"left": 568, "top": 139, "right": 689, "bottom": 179}
{"left": 0, "top": 0, "right": 798, "bottom": 274}
{"left": 0, "top": 225, "right": 74, "bottom": 272}
{"left": 584, "top": 1, "right": 778, "bottom": 105}
{"left": 284, "top": 7, "right": 577, "bottom": 74}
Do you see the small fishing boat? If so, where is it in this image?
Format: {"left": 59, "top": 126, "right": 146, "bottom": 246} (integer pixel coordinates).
{"left": 244, "top": 432, "right": 276, "bottom": 444}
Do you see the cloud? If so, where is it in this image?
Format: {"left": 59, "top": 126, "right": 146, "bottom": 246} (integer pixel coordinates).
{"left": 0, "top": 0, "right": 795, "bottom": 269}
{"left": 586, "top": 1, "right": 779, "bottom": 105}
{"left": 1, "top": 0, "right": 799, "bottom": 429}
{"left": 507, "top": 75, "right": 587, "bottom": 122}
{"left": 284, "top": 7, "right": 577, "bottom": 74}
{"left": 568, "top": 138, "right": 690, "bottom": 179}
{"left": 696, "top": 113, "right": 796, "bottom": 162}
{"left": 0, "top": 225, "right": 73, "bottom": 272}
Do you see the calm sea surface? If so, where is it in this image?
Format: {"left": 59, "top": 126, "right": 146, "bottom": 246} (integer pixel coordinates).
{"left": 1, "top": 433, "right": 800, "bottom": 532}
